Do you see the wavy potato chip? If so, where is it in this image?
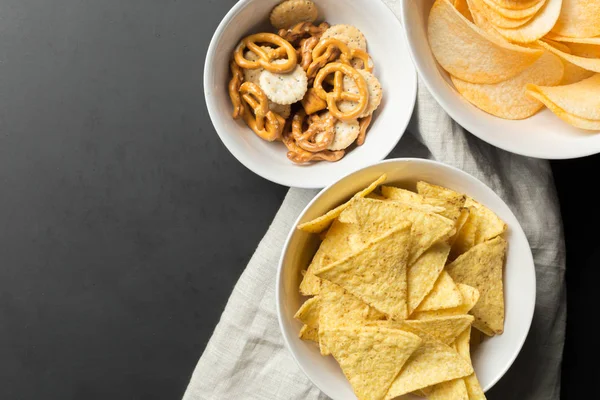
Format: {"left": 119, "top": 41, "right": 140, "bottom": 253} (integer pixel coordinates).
{"left": 428, "top": 0, "right": 543, "bottom": 84}
{"left": 408, "top": 242, "right": 451, "bottom": 314}
{"left": 539, "top": 40, "right": 600, "bottom": 73}
{"left": 415, "top": 271, "right": 463, "bottom": 312}
{"left": 480, "top": 0, "right": 546, "bottom": 19}
{"left": 451, "top": 51, "right": 563, "bottom": 119}
{"left": 411, "top": 283, "right": 481, "bottom": 320}
{"left": 321, "top": 325, "right": 422, "bottom": 400}
{"left": 551, "top": 0, "right": 600, "bottom": 38}
{"left": 454, "top": 327, "right": 487, "bottom": 399}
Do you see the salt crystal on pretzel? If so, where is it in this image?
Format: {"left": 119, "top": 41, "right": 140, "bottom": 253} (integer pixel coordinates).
{"left": 321, "top": 24, "right": 367, "bottom": 51}
{"left": 270, "top": 0, "right": 319, "bottom": 30}
{"left": 339, "top": 69, "right": 382, "bottom": 118}
{"left": 259, "top": 60, "right": 308, "bottom": 105}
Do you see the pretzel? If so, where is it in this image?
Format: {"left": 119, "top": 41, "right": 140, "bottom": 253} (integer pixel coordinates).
{"left": 313, "top": 63, "right": 369, "bottom": 121}
{"left": 299, "top": 36, "right": 320, "bottom": 71}
{"left": 228, "top": 60, "right": 245, "bottom": 119}
{"left": 239, "top": 82, "right": 285, "bottom": 142}
{"left": 356, "top": 115, "right": 372, "bottom": 146}
{"left": 351, "top": 49, "right": 374, "bottom": 73}
{"left": 278, "top": 22, "right": 330, "bottom": 45}
{"left": 234, "top": 33, "right": 297, "bottom": 73}
{"left": 306, "top": 38, "right": 348, "bottom": 80}
{"left": 282, "top": 127, "right": 344, "bottom": 164}
{"left": 292, "top": 110, "right": 336, "bottom": 153}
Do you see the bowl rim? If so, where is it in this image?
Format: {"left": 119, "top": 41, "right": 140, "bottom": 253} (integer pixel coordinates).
{"left": 276, "top": 157, "right": 537, "bottom": 398}
{"left": 398, "top": 0, "right": 600, "bottom": 160}
{"left": 204, "top": 0, "right": 418, "bottom": 189}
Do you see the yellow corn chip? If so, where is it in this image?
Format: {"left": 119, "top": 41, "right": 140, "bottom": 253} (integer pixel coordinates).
{"left": 381, "top": 186, "right": 425, "bottom": 204}
{"left": 465, "top": 197, "right": 507, "bottom": 245}
{"left": 366, "top": 192, "right": 387, "bottom": 200}
{"left": 408, "top": 242, "right": 451, "bottom": 314}
{"left": 294, "top": 296, "right": 320, "bottom": 328}
{"left": 315, "top": 223, "right": 413, "bottom": 320}
{"left": 551, "top": 0, "right": 600, "bottom": 38}
{"left": 299, "top": 324, "right": 319, "bottom": 342}
{"left": 320, "top": 325, "right": 422, "bottom": 400}
{"left": 427, "top": 379, "right": 469, "bottom": 400}
{"left": 415, "top": 271, "right": 463, "bottom": 312}
{"left": 411, "top": 283, "right": 480, "bottom": 320}
{"left": 454, "top": 326, "right": 487, "bottom": 399}
{"left": 417, "top": 181, "right": 467, "bottom": 222}
{"left": 404, "top": 315, "right": 475, "bottom": 345}
{"left": 450, "top": 212, "right": 478, "bottom": 261}
{"left": 297, "top": 174, "right": 387, "bottom": 233}
{"left": 447, "top": 236, "right": 507, "bottom": 336}
{"left": 450, "top": 208, "right": 471, "bottom": 245}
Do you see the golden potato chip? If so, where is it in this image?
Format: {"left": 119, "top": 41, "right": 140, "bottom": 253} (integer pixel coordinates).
{"left": 454, "top": 0, "right": 474, "bottom": 21}
{"left": 408, "top": 242, "right": 451, "bottom": 314}
{"left": 320, "top": 325, "right": 422, "bottom": 400}
{"left": 446, "top": 236, "right": 507, "bottom": 336}
{"left": 297, "top": 174, "right": 386, "bottom": 234}
{"left": 526, "top": 89, "right": 600, "bottom": 130}
{"left": 427, "top": 378, "right": 469, "bottom": 400}
{"left": 465, "top": 197, "right": 507, "bottom": 245}
{"left": 551, "top": 41, "right": 596, "bottom": 85}
{"left": 415, "top": 271, "right": 463, "bottom": 313}
{"left": 299, "top": 324, "right": 319, "bottom": 342}
{"left": 551, "top": 0, "right": 600, "bottom": 38}
{"left": 472, "top": 0, "right": 533, "bottom": 28}
{"left": 451, "top": 51, "right": 564, "bottom": 119}
{"left": 567, "top": 43, "right": 600, "bottom": 59}
{"left": 417, "top": 181, "right": 467, "bottom": 221}
{"left": 411, "top": 283, "right": 480, "bottom": 320}
{"left": 339, "top": 198, "right": 456, "bottom": 265}
{"left": 538, "top": 40, "right": 600, "bottom": 73}
{"left": 545, "top": 32, "right": 600, "bottom": 46}
{"left": 467, "top": 0, "right": 514, "bottom": 42}
{"left": 294, "top": 296, "right": 320, "bottom": 328}
{"left": 488, "top": 0, "right": 562, "bottom": 43}
{"left": 404, "top": 315, "right": 475, "bottom": 345}
{"left": 480, "top": 0, "right": 545, "bottom": 19}
{"left": 454, "top": 326, "right": 487, "bottom": 400}
{"left": 428, "top": 0, "right": 543, "bottom": 84}
{"left": 315, "top": 223, "right": 413, "bottom": 320}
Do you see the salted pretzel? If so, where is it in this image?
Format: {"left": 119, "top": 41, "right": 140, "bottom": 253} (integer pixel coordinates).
{"left": 278, "top": 22, "right": 330, "bottom": 45}
{"left": 356, "top": 115, "right": 372, "bottom": 146}
{"left": 306, "top": 38, "right": 349, "bottom": 80}
{"left": 239, "top": 82, "right": 285, "bottom": 142}
{"left": 234, "top": 33, "right": 297, "bottom": 73}
{"left": 350, "top": 49, "right": 374, "bottom": 73}
{"left": 282, "top": 127, "right": 344, "bottom": 164}
{"left": 313, "top": 63, "right": 369, "bottom": 121}
{"left": 299, "top": 36, "right": 320, "bottom": 71}
{"left": 291, "top": 111, "right": 336, "bottom": 153}
{"left": 228, "top": 60, "right": 245, "bottom": 119}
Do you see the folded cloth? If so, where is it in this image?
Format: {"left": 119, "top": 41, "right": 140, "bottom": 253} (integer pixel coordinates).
{"left": 185, "top": 4, "right": 565, "bottom": 397}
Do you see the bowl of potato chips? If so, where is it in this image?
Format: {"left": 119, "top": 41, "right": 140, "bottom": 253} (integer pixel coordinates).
{"left": 205, "top": 0, "right": 417, "bottom": 188}
{"left": 277, "top": 158, "right": 536, "bottom": 400}
{"left": 400, "top": 0, "right": 600, "bottom": 159}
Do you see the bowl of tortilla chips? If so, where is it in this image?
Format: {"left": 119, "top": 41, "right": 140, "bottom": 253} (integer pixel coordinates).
{"left": 277, "top": 158, "right": 536, "bottom": 400}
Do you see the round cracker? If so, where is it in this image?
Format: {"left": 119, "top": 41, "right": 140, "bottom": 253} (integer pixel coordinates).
{"left": 269, "top": 102, "right": 292, "bottom": 119}
{"left": 315, "top": 113, "right": 360, "bottom": 150}
{"left": 259, "top": 60, "right": 308, "bottom": 105}
{"left": 321, "top": 25, "right": 367, "bottom": 51}
{"left": 270, "top": 0, "right": 318, "bottom": 30}
{"left": 339, "top": 70, "right": 382, "bottom": 118}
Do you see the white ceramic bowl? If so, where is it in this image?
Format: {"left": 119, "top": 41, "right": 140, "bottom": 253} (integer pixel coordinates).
{"left": 277, "top": 158, "right": 536, "bottom": 399}
{"left": 400, "top": 0, "right": 600, "bottom": 160}
{"left": 204, "top": 0, "right": 417, "bottom": 188}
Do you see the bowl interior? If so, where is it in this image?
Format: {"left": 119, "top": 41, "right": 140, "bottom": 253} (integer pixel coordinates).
{"left": 278, "top": 159, "right": 536, "bottom": 400}
{"left": 400, "top": 0, "right": 600, "bottom": 160}
{"left": 205, "top": 0, "right": 417, "bottom": 188}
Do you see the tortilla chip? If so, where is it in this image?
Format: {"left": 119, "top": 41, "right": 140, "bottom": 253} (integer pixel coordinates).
{"left": 417, "top": 181, "right": 467, "bottom": 221}
{"left": 408, "top": 242, "right": 451, "bottom": 314}
{"left": 294, "top": 296, "right": 320, "bottom": 328}
{"left": 315, "top": 223, "right": 413, "bottom": 320}
{"left": 428, "top": 0, "right": 542, "bottom": 84}
{"left": 454, "top": 326, "right": 486, "bottom": 399}
{"left": 404, "top": 315, "right": 475, "bottom": 345}
{"left": 446, "top": 236, "right": 507, "bottom": 336}
{"left": 340, "top": 198, "right": 456, "bottom": 265}
{"left": 411, "top": 283, "right": 480, "bottom": 320}
{"left": 538, "top": 40, "right": 600, "bottom": 74}
{"left": 299, "top": 324, "right": 319, "bottom": 342}
{"left": 297, "top": 174, "right": 386, "bottom": 233}
{"left": 366, "top": 192, "right": 387, "bottom": 200}
{"left": 450, "top": 212, "right": 478, "bottom": 260}
{"left": 450, "top": 208, "right": 470, "bottom": 245}
{"left": 551, "top": 0, "right": 600, "bottom": 38}
{"left": 489, "top": 0, "right": 562, "bottom": 43}
{"left": 465, "top": 197, "right": 507, "bottom": 245}
{"left": 320, "top": 325, "right": 422, "bottom": 400}
{"left": 381, "top": 186, "right": 424, "bottom": 203}
{"left": 427, "top": 379, "right": 469, "bottom": 400}
{"left": 415, "top": 271, "right": 463, "bottom": 312}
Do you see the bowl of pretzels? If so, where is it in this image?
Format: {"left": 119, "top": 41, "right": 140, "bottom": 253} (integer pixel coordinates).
{"left": 205, "top": 0, "right": 417, "bottom": 188}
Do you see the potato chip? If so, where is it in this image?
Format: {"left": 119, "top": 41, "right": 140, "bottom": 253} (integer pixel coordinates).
{"left": 297, "top": 174, "right": 386, "bottom": 234}
{"left": 404, "top": 315, "right": 475, "bottom": 345}
{"left": 552, "top": 42, "right": 596, "bottom": 84}
{"left": 320, "top": 325, "right": 422, "bottom": 400}
{"left": 472, "top": 0, "right": 533, "bottom": 28}
{"left": 538, "top": 40, "right": 600, "bottom": 73}
{"left": 408, "top": 242, "right": 451, "bottom": 314}
{"left": 567, "top": 43, "right": 600, "bottom": 59}
{"left": 411, "top": 283, "right": 480, "bottom": 320}
{"left": 451, "top": 51, "right": 563, "bottom": 119}
{"left": 467, "top": 0, "right": 515, "bottom": 42}
{"left": 340, "top": 198, "right": 456, "bottom": 265}
{"left": 545, "top": 32, "right": 600, "bottom": 46}
{"left": 428, "top": 0, "right": 543, "bottom": 84}
{"left": 487, "top": 0, "right": 562, "bottom": 43}
{"left": 417, "top": 181, "right": 467, "bottom": 222}
{"left": 465, "top": 197, "right": 507, "bottom": 245}
{"left": 480, "top": 0, "right": 546, "bottom": 19}
{"left": 315, "top": 223, "right": 413, "bottom": 320}
{"left": 526, "top": 88, "right": 600, "bottom": 130}
{"left": 428, "top": 379, "right": 469, "bottom": 400}
{"left": 454, "top": 326, "right": 487, "bottom": 399}
{"left": 454, "top": 0, "right": 474, "bottom": 21}
{"left": 415, "top": 271, "right": 464, "bottom": 312}
{"left": 446, "top": 236, "right": 507, "bottom": 336}
{"left": 299, "top": 324, "right": 319, "bottom": 342}
{"left": 270, "top": 0, "right": 318, "bottom": 29}
{"left": 551, "top": 0, "right": 600, "bottom": 38}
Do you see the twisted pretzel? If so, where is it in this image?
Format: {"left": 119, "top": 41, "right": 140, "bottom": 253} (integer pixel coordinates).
{"left": 306, "top": 38, "right": 348, "bottom": 80}
{"left": 357, "top": 115, "right": 372, "bottom": 146}
{"left": 299, "top": 36, "right": 320, "bottom": 71}
{"left": 240, "top": 82, "right": 285, "bottom": 142}
{"left": 278, "top": 22, "right": 330, "bottom": 45}
{"left": 292, "top": 110, "right": 336, "bottom": 153}
{"left": 234, "top": 33, "right": 297, "bottom": 73}
{"left": 228, "top": 60, "right": 245, "bottom": 119}
{"left": 313, "top": 63, "right": 369, "bottom": 121}
{"left": 351, "top": 49, "right": 374, "bottom": 73}
{"left": 282, "top": 127, "right": 344, "bottom": 164}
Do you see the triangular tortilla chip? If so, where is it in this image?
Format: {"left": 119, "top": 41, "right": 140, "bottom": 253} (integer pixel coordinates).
{"left": 446, "top": 236, "right": 507, "bottom": 335}
{"left": 450, "top": 208, "right": 471, "bottom": 245}
{"left": 339, "top": 198, "right": 455, "bottom": 264}
{"left": 404, "top": 315, "right": 475, "bottom": 345}
{"left": 408, "top": 242, "right": 451, "bottom": 314}
{"left": 427, "top": 378, "right": 469, "bottom": 400}
{"left": 415, "top": 271, "right": 463, "bottom": 312}
{"left": 411, "top": 283, "right": 481, "bottom": 320}
{"left": 297, "top": 174, "right": 387, "bottom": 233}
{"left": 320, "top": 325, "right": 422, "bottom": 400}
{"left": 450, "top": 212, "right": 478, "bottom": 260}
{"left": 294, "top": 296, "right": 320, "bottom": 328}
{"left": 417, "top": 181, "right": 467, "bottom": 222}
{"left": 299, "top": 324, "right": 319, "bottom": 342}
{"left": 381, "top": 186, "right": 425, "bottom": 204}
{"left": 454, "top": 326, "right": 486, "bottom": 399}
{"left": 315, "top": 223, "right": 413, "bottom": 320}
{"left": 465, "top": 197, "right": 507, "bottom": 245}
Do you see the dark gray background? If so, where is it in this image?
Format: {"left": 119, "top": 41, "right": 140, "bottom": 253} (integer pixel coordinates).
{"left": 0, "top": 0, "right": 596, "bottom": 399}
